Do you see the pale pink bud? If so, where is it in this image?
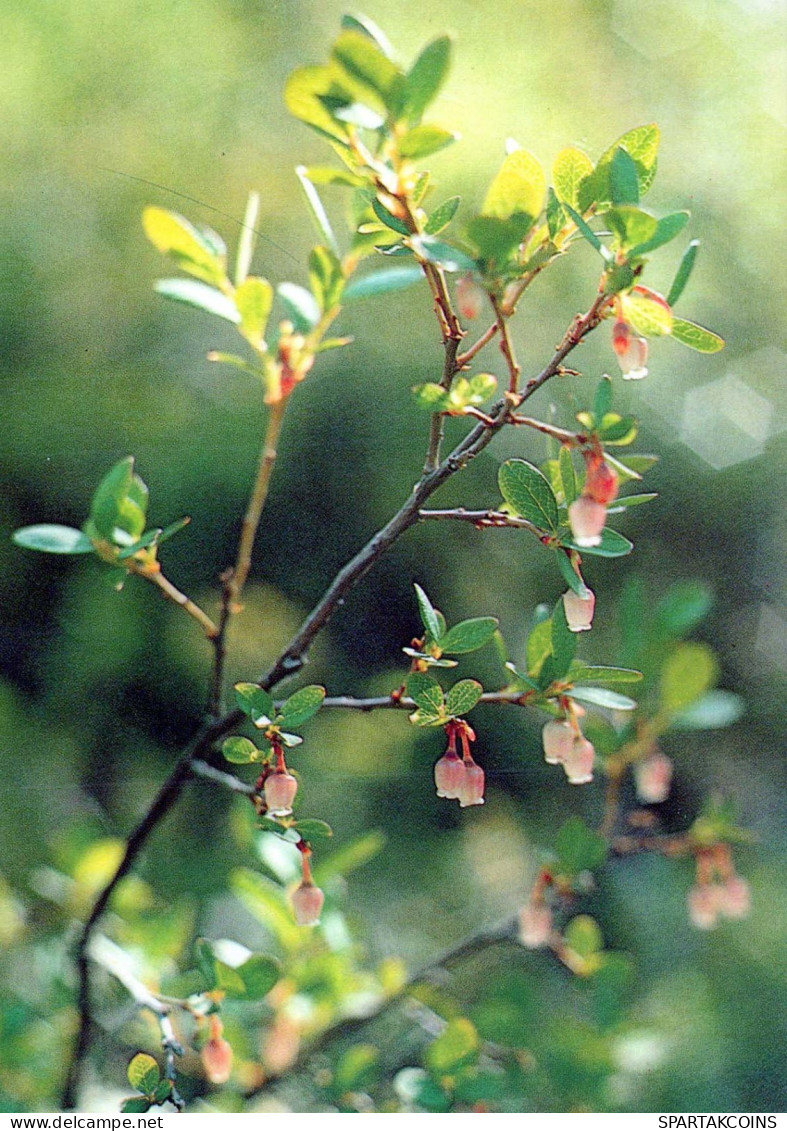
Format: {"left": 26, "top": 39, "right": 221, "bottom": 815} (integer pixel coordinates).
{"left": 718, "top": 875, "right": 751, "bottom": 920}
{"left": 562, "top": 736, "right": 595, "bottom": 785}
{"left": 201, "top": 1036, "right": 233, "bottom": 1084}
{"left": 518, "top": 902, "right": 553, "bottom": 948}
{"left": 568, "top": 495, "right": 607, "bottom": 547}
{"left": 458, "top": 760, "right": 485, "bottom": 807}
{"left": 456, "top": 274, "right": 484, "bottom": 321}
{"left": 434, "top": 751, "right": 467, "bottom": 799}
{"left": 264, "top": 770, "right": 298, "bottom": 816}
{"left": 291, "top": 881, "right": 325, "bottom": 926}
{"left": 634, "top": 751, "right": 673, "bottom": 804}
{"left": 562, "top": 588, "right": 596, "bottom": 632}
{"left": 542, "top": 719, "right": 575, "bottom": 765}
{"left": 687, "top": 883, "right": 722, "bottom": 930}
{"left": 612, "top": 321, "right": 648, "bottom": 380}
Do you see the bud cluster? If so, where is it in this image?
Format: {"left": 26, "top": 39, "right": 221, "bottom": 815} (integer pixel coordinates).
{"left": 687, "top": 844, "right": 751, "bottom": 930}
{"left": 434, "top": 720, "right": 485, "bottom": 807}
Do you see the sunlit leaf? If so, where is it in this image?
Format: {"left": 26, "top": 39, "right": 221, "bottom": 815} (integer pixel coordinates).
{"left": 13, "top": 524, "right": 94, "bottom": 554}
{"left": 154, "top": 278, "right": 240, "bottom": 323}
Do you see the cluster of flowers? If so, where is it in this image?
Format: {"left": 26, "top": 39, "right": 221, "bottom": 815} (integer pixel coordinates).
{"left": 687, "top": 844, "right": 751, "bottom": 930}
{"left": 542, "top": 708, "right": 595, "bottom": 785}
{"left": 434, "top": 719, "right": 486, "bottom": 807}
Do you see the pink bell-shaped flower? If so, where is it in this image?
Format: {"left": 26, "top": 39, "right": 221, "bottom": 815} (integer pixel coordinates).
{"left": 718, "top": 875, "right": 751, "bottom": 920}
{"left": 687, "top": 883, "right": 722, "bottom": 930}
{"left": 434, "top": 749, "right": 467, "bottom": 799}
{"left": 291, "top": 881, "right": 325, "bottom": 927}
{"left": 542, "top": 718, "right": 575, "bottom": 764}
{"left": 201, "top": 1016, "right": 233, "bottom": 1084}
{"left": 568, "top": 495, "right": 607, "bottom": 547}
{"left": 562, "top": 587, "right": 596, "bottom": 632}
{"left": 612, "top": 319, "right": 648, "bottom": 380}
{"left": 562, "top": 735, "right": 595, "bottom": 785}
{"left": 518, "top": 901, "right": 553, "bottom": 949}
{"left": 633, "top": 750, "right": 673, "bottom": 804}
{"left": 458, "top": 759, "right": 485, "bottom": 807}
{"left": 264, "top": 770, "right": 298, "bottom": 816}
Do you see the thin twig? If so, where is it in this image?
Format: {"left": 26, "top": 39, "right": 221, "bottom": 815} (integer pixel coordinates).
{"left": 419, "top": 508, "right": 547, "bottom": 538}
{"left": 131, "top": 566, "right": 218, "bottom": 639}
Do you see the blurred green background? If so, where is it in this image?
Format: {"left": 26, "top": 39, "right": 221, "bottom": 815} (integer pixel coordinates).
{"left": 2, "top": 0, "right": 786, "bottom": 1113}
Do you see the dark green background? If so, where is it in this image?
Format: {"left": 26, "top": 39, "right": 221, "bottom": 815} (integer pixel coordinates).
{"left": 1, "top": 0, "right": 785, "bottom": 1112}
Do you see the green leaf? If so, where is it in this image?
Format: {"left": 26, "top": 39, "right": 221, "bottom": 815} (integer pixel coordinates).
{"left": 153, "top": 278, "right": 240, "bottom": 324}
{"left": 445, "top": 679, "right": 483, "bottom": 717}
{"left": 661, "top": 642, "right": 719, "bottom": 715}
{"left": 236, "top": 954, "right": 281, "bottom": 999}
{"left": 482, "top": 148, "right": 546, "bottom": 222}
{"left": 13, "top": 524, "right": 94, "bottom": 554}
{"left": 440, "top": 617, "right": 499, "bottom": 655}
{"left": 235, "top": 276, "right": 273, "bottom": 344}
{"left": 295, "top": 166, "right": 340, "bottom": 256}
{"left": 399, "top": 126, "right": 458, "bottom": 160}
{"left": 415, "top": 235, "right": 477, "bottom": 273}
{"left": 333, "top": 29, "right": 402, "bottom": 109}
{"left": 621, "top": 289, "right": 673, "bottom": 337}
{"left": 277, "top": 282, "right": 321, "bottom": 332}
{"left": 553, "top": 147, "right": 595, "bottom": 210}
{"left": 309, "top": 245, "right": 345, "bottom": 312}
{"left": 499, "top": 459, "right": 559, "bottom": 532}
{"left": 608, "top": 492, "right": 657, "bottom": 512}
{"left": 595, "top": 376, "right": 614, "bottom": 420}
{"left": 425, "top": 195, "right": 461, "bottom": 235}
{"left": 563, "top": 202, "right": 612, "bottom": 261}
{"left": 670, "top": 317, "right": 725, "bottom": 353}
{"left": 546, "top": 186, "right": 569, "bottom": 240}
{"left": 606, "top": 206, "right": 657, "bottom": 250}
{"left": 195, "top": 937, "right": 218, "bottom": 986}
{"left": 526, "top": 617, "right": 553, "bottom": 678}
{"left": 142, "top": 206, "right": 226, "bottom": 285}
{"left": 414, "top": 582, "right": 442, "bottom": 640}
{"left": 667, "top": 239, "right": 699, "bottom": 306}
{"left": 121, "top": 1098, "right": 152, "bottom": 1114}
{"left": 426, "top": 1017, "right": 479, "bottom": 1075}
{"left": 153, "top": 1079, "right": 173, "bottom": 1104}
{"left": 671, "top": 690, "right": 744, "bottom": 731}
{"left": 568, "top": 664, "right": 643, "bottom": 684}
{"left": 284, "top": 64, "right": 353, "bottom": 143}
{"left": 312, "top": 829, "right": 385, "bottom": 883}
{"left": 128, "top": 1053, "right": 160, "bottom": 1094}
{"left": 563, "top": 528, "right": 633, "bottom": 558}
{"left": 593, "top": 952, "right": 633, "bottom": 1031}
{"left": 629, "top": 210, "right": 690, "bottom": 257}
{"left": 222, "top": 736, "right": 261, "bottom": 765}
{"left": 551, "top": 598, "right": 577, "bottom": 679}
{"left": 279, "top": 685, "right": 326, "bottom": 728}
{"left": 412, "top": 382, "right": 449, "bottom": 411}
{"left": 559, "top": 446, "right": 578, "bottom": 507}
{"left": 610, "top": 147, "right": 640, "bottom": 205}
{"left": 401, "top": 35, "right": 452, "bottom": 124}
{"left": 565, "top": 914, "right": 603, "bottom": 959}
{"left": 567, "top": 685, "right": 638, "bottom": 711}
{"left": 371, "top": 197, "right": 411, "bottom": 236}
{"left": 557, "top": 550, "right": 591, "bottom": 599}
{"left": 234, "top": 683, "right": 275, "bottom": 721}
{"left": 556, "top": 816, "right": 607, "bottom": 876}
{"left": 344, "top": 265, "right": 424, "bottom": 301}
{"left": 334, "top": 1044, "right": 380, "bottom": 1094}
{"left": 598, "top": 413, "right": 638, "bottom": 445}
{"left": 293, "top": 818, "right": 334, "bottom": 841}
{"left": 406, "top": 671, "right": 445, "bottom": 715}
{"left": 594, "top": 124, "right": 661, "bottom": 208}
{"left": 465, "top": 213, "right": 533, "bottom": 265}
{"left": 655, "top": 580, "right": 713, "bottom": 636}
{"left": 340, "top": 14, "right": 395, "bottom": 59}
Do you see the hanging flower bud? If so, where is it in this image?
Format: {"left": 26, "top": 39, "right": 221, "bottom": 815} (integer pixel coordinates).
{"left": 568, "top": 495, "right": 607, "bottom": 547}
{"left": 201, "top": 1015, "right": 233, "bottom": 1084}
{"left": 687, "top": 883, "right": 722, "bottom": 930}
{"left": 584, "top": 456, "right": 619, "bottom": 506}
{"left": 562, "top": 735, "right": 595, "bottom": 785}
{"left": 458, "top": 759, "right": 485, "bottom": 807}
{"left": 633, "top": 749, "right": 673, "bottom": 804}
{"left": 542, "top": 718, "right": 575, "bottom": 764}
{"left": 264, "top": 770, "right": 299, "bottom": 816}
{"left": 612, "top": 319, "right": 648, "bottom": 380}
{"left": 456, "top": 273, "right": 484, "bottom": 321}
{"left": 718, "top": 875, "right": 751, "bottom": 920}
{"left": 518, "top": 901, "right": 553, "bottom": 948}
{"left": 434, "top": 748, "right": 467, "bottom": 799}
{"left": 562, "top": 587, "right": 596, "bottom": 632}
{"left": 291, "top": 881, "right": 325, "bottom": 926}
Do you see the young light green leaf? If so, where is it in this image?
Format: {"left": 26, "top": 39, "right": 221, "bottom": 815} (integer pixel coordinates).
{"left": 332, "top": 29, "right": 402, "bottom": 109}
{"left": 340, "top": 13, "right": 395, "bottom": 59}
{"left": 277, "top": 282, "right": 321, "bottom": 332}
{"left": 671, "top": 690, "right": 744, "bottom": 730}
{"left": 401, "top": 35, "right": 452, "bottom": 124}
{"left": 234, "top": 190, "right": 260, "bottom": 286}
{"left": 606, "top": 206, "right": 658, "bottom": 250}
{"left": 279, "top": 685, "right": 326, "bottom": 728}
{"left": 606, "top": 492, "right": 658, "bottom": 511}
{"left": 482, "top": 148, "right": 546, "bottom": 222}
{"left": 553, "top": 147, "right": 595, "bottom": 210}
{"left": 296, "top": 166, "right": 340, "bottom": 256}
{"left": 414, "top": 582, "right": 442, "bottom": 640}
{"left": 399, "top": 125, "right": 458, "bottom": 160}
{"left": 13, "top": 524, "right": 94, "bottom": 554}
{"left": 412, "top": 382, "right": 450, "bottom": 411}
{"left": 222, "top": 736, "right": 261, "bottom": 764}
{"left": 655, "top": 580, "right": 713, "bottom": 636}
{"left": 445, "top": 679, "right": 483, "bottom": 717}
{"left": 526, "top": 616, "right": 553, "bottom": 678}
{"left": 559, "top": 446, "right": 578, "bottom": 507}
{"left": 424, "top": 195, "right": 461, "bottom": 235}
{"left": 344, "top": 265, "right": 424, "bottom": 301}
{"left": 661, "top": 642, "right": 719, "bottom": 714}
{"left": 414, "top": 235, "right": 477, "bottom": 272}
{"left": 235, "top": 276, "right": 273, "bottom": 344}
{"left": 568, "top": 663, "right": 643, "bottom": 684}
{"left": 565, "top": 914, "right": 604, "bottom": 962}
{"left": 465, "top": 213, "right": 533, "bottom": 265}
{"left": 284, "top": 64, "right": 353, "bottom": 144}
{"left": 629, "top": 211, "right": 690, "bottom": 258}
{"left": 309, "top": 245, "right": 345, "bottom": 312}
{"left": 551, "top": 597, "right": 577, "bottom": 679}
{"left": 292, "top": 818, "right": 334, "bottom": 841}
{"left": 439, "top": 617, "right": 499, "bottom": 656}
{"left": 670, "top": 317, "right": 725, "bottom": 353}
{"left": 235, "top": 682, "right": 275, "bottom": 721}
{"left": 568, "top": 686, "right": 638, "bottom": 711}
{"left": 127, "top": 1053, "right": 160, "bottom": 1095}
{"left": 142, "top": 206, "right": 226, "bottom": 286}
{"left": 153, "top": 278, "right": 240, "bottom": 324}
{"left": 667, "top": 239, "right": 699, "bottom": 306}
{"left": 594, "top": 124, "right": 661, "bottom": 207}
{"left": 620, "top": 289, "right": 673, "bottom": 336}
{"left": 426, "top": 1018, "right": 479, "bottom": 1075}
{"left": 406, "top": 671, "right": 445, "bottom": 715}
{"left": 563, "top": 528, "right": 634, "bottom": 557}
{"left": 499, "top": 459, "right": 559, "bottom": 532}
